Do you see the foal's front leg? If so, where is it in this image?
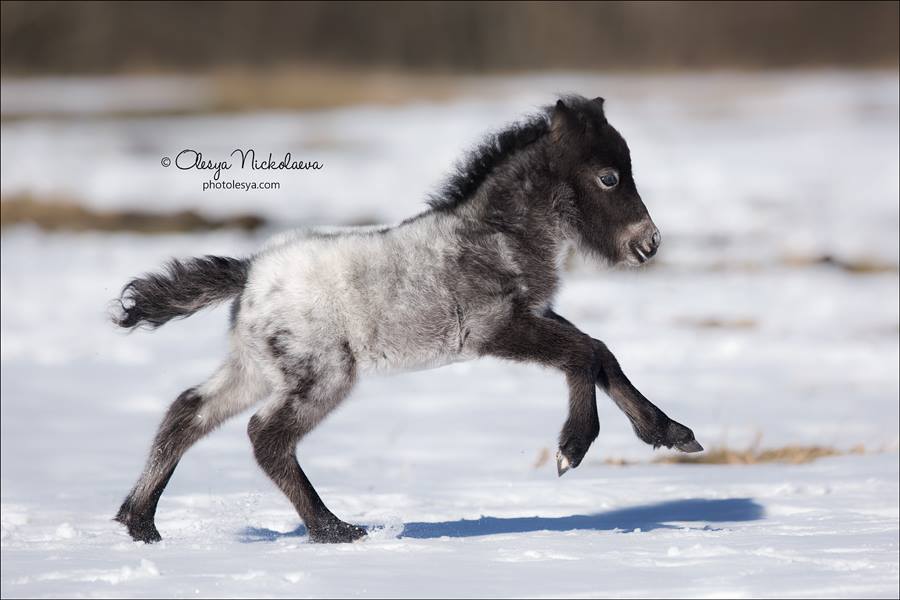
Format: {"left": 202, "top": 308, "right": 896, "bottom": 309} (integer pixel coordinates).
{"left": 591, "top": 338, "right": 702, "bottom": 452}
{"left": 482, "top": 308, "right": 600, "bottom": 475}
{"left": 544, "top": 309, "right": 702, "bottom": 453}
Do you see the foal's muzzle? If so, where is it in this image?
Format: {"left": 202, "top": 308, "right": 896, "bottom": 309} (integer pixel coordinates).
{"left": 629, "top": 225, "right": 661, "bottom": 265}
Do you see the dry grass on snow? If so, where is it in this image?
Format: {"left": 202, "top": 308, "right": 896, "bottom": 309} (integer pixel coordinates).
{"left": 534, "top": 440, "right": 876, "bottom": 470}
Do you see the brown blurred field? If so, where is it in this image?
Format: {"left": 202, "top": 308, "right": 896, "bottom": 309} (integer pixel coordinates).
{"left": 2, "top": 1, "right": 897, "bottom": 76}
{"left": 0, "top": 196, "right": 264, "bottom": 233}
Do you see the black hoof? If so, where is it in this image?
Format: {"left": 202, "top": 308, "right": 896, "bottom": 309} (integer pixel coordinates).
{"left": 664, "top": 420, "right": 703, "bottom": 453}
{"left": 308, "top": 519, "right": 367, "bottom": 544}
{"left": 676, "top": 439, "right": 704, "bottom": 453}
{"left": 556, "top": 450, "right": 572, "bottom": 476}
{"left": 556, "top": 444, "right": 585, "bottom": 476}
{"left": 557, "top": 435, "right": 594, "bottom": 476}
{"left": 115, "top": 504, "right": 162, "bottom": 543}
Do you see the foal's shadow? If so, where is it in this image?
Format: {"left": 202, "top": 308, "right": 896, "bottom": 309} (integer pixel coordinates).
{"left": 238, "top": 497, "right": 764, "bottom": 542}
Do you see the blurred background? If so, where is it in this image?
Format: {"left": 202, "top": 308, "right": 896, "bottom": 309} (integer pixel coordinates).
{"left": 0, "top": 2, "right": 898, "bottom": 594}
{"left": 2, "top": 1, "right": 898, "bottom": 73}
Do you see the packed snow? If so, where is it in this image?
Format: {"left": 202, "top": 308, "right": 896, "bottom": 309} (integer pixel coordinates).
{"left": 1, "top": 71, "right": 898, "bottom": 598}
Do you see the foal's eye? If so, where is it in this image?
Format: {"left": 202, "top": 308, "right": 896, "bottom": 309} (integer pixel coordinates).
{"left": 596, "top": 169, "right": 619, "bottom": 190}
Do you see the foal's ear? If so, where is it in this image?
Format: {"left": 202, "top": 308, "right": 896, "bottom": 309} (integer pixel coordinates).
{"left": 551, "top": 99, "right": 573, "bottom": 142}
{"left": 592, "top": 97, "right": 608, "bottom": 123}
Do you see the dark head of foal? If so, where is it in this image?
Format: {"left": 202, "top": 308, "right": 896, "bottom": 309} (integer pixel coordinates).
{"left": 548, "top": 96, "right": 660, "bottom": 266}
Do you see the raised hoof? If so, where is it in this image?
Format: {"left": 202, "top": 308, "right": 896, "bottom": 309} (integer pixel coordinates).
{"left": 308, "top": 520, "right": 367, "bottom": 544}
{"left": 114, "top": 510, "right": 162, "bottom": 543}
{"left": 676, "top": 439, "right": 704, "bottom": 453}
{"left": 665, "top": 420, "right": 703, "bottom": 453}
{"left": 556, "top": 450, "right": 572, "bottom": 477}
{"left": 556, "top": 423, "right": 596, "bottom": 477}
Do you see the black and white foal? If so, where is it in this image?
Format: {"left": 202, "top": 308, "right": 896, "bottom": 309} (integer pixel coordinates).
{"left": 113, "top": 95, "right": 702, "bottom": 544}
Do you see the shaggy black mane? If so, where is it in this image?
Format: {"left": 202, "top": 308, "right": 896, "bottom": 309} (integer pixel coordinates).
{"left": 428, "top": 95, "right": 605, "bottom": 211}
{"left": 427, "top": 109, "right": 551, "bottom": 211}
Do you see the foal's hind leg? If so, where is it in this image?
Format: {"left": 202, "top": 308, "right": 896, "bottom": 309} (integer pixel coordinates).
{"left": 115, "top": 355, "right": 268, "bottom": 542}
{"left": 248, "top": 344, "right": 364, "bottom": 543}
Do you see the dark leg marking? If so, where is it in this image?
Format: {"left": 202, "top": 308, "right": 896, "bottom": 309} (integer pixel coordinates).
{"left": 591, "top": 339, "right": 701, "bottom": 452}
{"left": 115, "top": 359, "right": 267, "bottom": 543}
{"left": 247, "top": 399, "right": 366, "bottom": 544}
{"left": 249, "top": 341, "right": 364, "bottom": 543}
{"left": 482, "top": 306, "right": 600, "bottom": 475}
{"left": 544, "top": 308, "right": 701, "bottom": 453}
{"left": 115, "top": 388, "right": 208, "bottom": 543}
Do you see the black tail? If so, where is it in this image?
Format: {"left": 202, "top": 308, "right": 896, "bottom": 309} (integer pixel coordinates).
{"left": 113, "top": 255, "right": 249, "bottom": 330}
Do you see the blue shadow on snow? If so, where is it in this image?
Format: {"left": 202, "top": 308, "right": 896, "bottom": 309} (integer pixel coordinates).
{"left": 238, "top": 497, "right": 764, "bottom": 542}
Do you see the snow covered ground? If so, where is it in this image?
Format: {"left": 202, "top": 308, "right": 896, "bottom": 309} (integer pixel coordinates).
{"left": 1, "top": 71, "right": 898, "bottom": 597}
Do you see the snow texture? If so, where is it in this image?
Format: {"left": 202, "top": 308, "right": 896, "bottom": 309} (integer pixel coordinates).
{"left": 1, "top": 72, "right": 898, "bottom": 598}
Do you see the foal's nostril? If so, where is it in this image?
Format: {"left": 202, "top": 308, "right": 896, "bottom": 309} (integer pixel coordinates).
{"left": 629, "top": 225, "right": 661, "bottom": 263}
